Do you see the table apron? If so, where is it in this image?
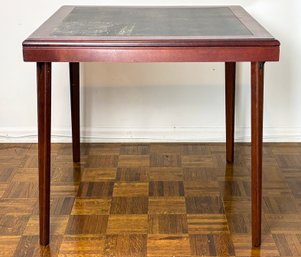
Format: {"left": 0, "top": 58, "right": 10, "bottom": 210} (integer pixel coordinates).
{"left": 23, "top": 46, "right": 279, "bottom": 62}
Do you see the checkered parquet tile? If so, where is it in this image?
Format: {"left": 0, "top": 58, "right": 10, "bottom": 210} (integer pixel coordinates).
{"left": 1, "top": 143, "right": 301, "bottom": 256}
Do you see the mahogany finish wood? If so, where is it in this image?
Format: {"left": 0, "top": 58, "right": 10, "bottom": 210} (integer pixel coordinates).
{"left": 251, "top": 62, "right": 265, "bottom": 247}
{"left": 22, "top": 6, "right": 280, "bottom": 248}
{"left": 24, "top": 46, "right": 279, "bottom": 63}
{"left": 23, "top": 6, "right": 280, "bottom": 63}
{"left": 225, "top": 62, "right": 236, "bottom": 163}
{"left": 37, "top": 62, "right": 51, "bottom": 245}
{"left": 69, "top": 62, "right": 80, "bottom": 162}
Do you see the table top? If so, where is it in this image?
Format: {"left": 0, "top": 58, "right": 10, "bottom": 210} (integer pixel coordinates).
{"left": 52, "top": 7, "right": 252, "bottom": 37}
{"left": 24, "top": 6, "right": 279, "bottom": 47}
{"left": 23, "top": 6, "right": 280, "bottom": 62}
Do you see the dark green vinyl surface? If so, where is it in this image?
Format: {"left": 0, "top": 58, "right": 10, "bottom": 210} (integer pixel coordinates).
{"left": 51, "top": 7, "right": 252, "bottom": 37}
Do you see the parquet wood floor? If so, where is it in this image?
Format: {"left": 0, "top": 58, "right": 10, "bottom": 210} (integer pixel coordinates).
{"left": 1, "top": 143, "right": 301, "bottom": 257}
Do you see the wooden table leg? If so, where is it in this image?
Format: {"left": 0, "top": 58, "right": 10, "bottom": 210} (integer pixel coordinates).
{"left": 225, "top": 62, "right": 236, "bottom": 163}
{"left": 37, "top": 62, "right": 51, "bottom": 246}
{"left": 69, "top": 62, "right": 80, "bottom": 162}
{"left": 251, "top": 62, "right": 265, "bottom": 247}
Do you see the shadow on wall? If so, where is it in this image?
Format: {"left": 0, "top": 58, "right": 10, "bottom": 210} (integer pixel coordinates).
{"left": 80, "top": 63, "right": 227, "bottom": 134}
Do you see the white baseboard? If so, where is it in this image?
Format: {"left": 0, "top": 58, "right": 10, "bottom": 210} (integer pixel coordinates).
{"left": 1, "top": 127, "right": 301, "bottom": 143}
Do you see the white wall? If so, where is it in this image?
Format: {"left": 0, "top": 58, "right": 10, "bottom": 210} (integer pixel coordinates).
{"left": 0, "top": 0, "right": 300, "bottom": 142}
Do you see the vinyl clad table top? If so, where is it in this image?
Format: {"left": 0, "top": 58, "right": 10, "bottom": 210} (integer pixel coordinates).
{"left": 22, "top": 6, "right": 280, "bottom": 62}
{"left": 23, "top": 6, "right": 278, "bottom": 47}
{"left": 51, "top": 7, "right": 252, "bottom": 37}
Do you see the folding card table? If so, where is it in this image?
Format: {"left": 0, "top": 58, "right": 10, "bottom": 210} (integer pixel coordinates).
{"left": 22, "top": 6, "right": 280, "bottom": 247}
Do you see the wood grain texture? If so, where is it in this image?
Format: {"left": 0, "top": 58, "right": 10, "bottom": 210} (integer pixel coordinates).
{"left": 71, "top": 199, "right": 111, "bottom": 215}
{"left": 23, "top": 46, "right": 280, "bottom": 62}
{"left": 13, "top": 235, "right": 62, "bottom": 257}
{"left": 104, "top": 234, "right": 147, "bottom": 257}
{"left": 149, "top": 181, "right": 184, "bottom": 196}
{"left": 187, "top": 214, "right": 229, "bottom": 233}
{"left": 113, "top": 182, "right": 149, "bottom": 197}
{"left": 2, "top": 143, "right": 301, "bottom": 256}
{"left": 116, "top": 167, "right": 149, "bottom": 182}
{"left": 69, "top": 62, "right": 80, "bottom": 163}
{"left": 77, "top": 182, "right": 114, "bottom": 198}
{"left": 0, "top": 236, "right": 20, "bottom": 257}
{"left": 225, "top": 62, "right": 236, "bottom": 163}
{"left": 118, "top": 155, "right": 150, "bottom": 167}
{"left": 147, "top": 234, "right": 191, "bottom": 256}
{"left": 148, "top": 214, "right": 188, "bottom": 234}
{"left": 65, "top": 215, "right": 108, "bottom": 234}
{"left": 37, "top": 62, "right": 51, "bottom": 246}
{"left": 80, "top": 168, "right": 117, "bottom": 182}
{"left": 148, "top": 197, "right": 186, "bottom": 214}
{"left": 59, "top": 235, "right": 105, "bottom": 256}
{"left": 110, "top": 197, "right": 148, "bottom": 214}
{"left": 190, "top": 233, "right": 235, "bottom": 256}
{"left": 107, "top": 215, "right": 148, "bottom": 234}
{"left": 251, "top": 62, "right": 265, "bottom": 247}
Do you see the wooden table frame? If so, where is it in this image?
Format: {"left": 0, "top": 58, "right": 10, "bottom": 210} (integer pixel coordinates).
{"left": 23, "top": 6, "right": 280, "bottom": 247}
